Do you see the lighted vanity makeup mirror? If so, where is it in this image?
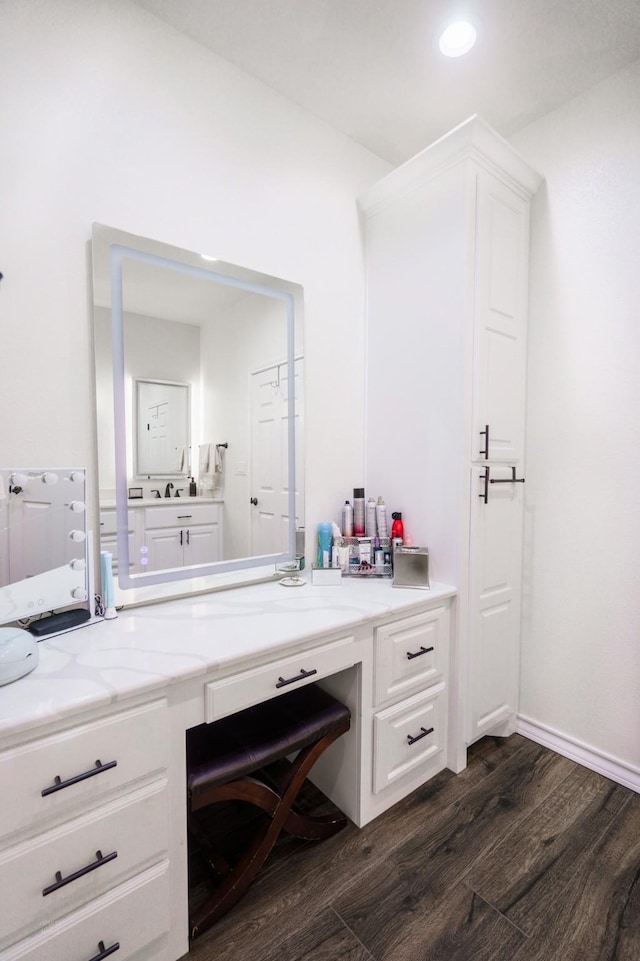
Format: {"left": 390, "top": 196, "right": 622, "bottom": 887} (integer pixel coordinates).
{"left": 0, "top": 468, "right": 90, "bottom": 627}
{"left": 92, "top": 224, "right": 304, "bottom": 595}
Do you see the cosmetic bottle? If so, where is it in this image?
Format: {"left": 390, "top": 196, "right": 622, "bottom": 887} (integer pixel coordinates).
{"left": 366, "top": 497, "right": 377, "bottom": 537}
{"left": 189, "top": 476, "right": 197, "bottom": 497}
{"left": 317, "top": 522, "right": 332, "bottom": 569}
{"left": 375, "top": 496, "right": 388, "bottom": 538}
{"left": 391, "top": 511, "right": 404, "bottom": 549}
{"left": 353, "top": 488, "right": 365, "bottom": 537}
{"left": 342, "top": 500, "right": 354, "bottom": 537}
{"left": 374, "top": 538, "right": 384, "bottom": 574}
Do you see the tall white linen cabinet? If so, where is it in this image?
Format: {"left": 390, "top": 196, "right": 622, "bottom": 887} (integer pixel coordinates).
{"left": 360, "top": 116, "right": 542, "bottom": 770}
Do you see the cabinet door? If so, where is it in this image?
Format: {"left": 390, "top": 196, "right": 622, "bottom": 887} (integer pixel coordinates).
{"left": 184, "top": 524, "right": 220, "bottom": 565}
{"left": 472, "top": 170, "right": 529, "bottom": 463}
{"left": 467, "top": 464, "right": 524, "bottom": 743}
{"left": 144, "top": 527, "right": 184, "bottom": 572}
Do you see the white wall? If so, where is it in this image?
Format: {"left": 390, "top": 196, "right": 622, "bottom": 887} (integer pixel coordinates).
{"left": 0, "top": 0, "right": 389, "bottom": 536}
{"left": 511, "top": 60, "right": 640, "bottom": 774}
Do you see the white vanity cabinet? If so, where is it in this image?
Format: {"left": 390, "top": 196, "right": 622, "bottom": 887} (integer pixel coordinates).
{"left": 0, "top": 699, "right": 172, "bottom": 961}
{"left": 361, "top": 116, "right": 541, "bottom": 757}
{"left": 142, "top": 502, "right": 222, "bottom": 572}
{"left": 359, "top": 605, "right": 450, "bottom": 822}
{"left": 0, "top": 579, "right": 456, "bottom": 961}
{"left": 99, "top": 508, "right": 142, "bottom": 575}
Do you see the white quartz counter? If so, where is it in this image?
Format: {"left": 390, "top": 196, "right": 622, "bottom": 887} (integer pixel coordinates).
{"left": 0, "top": 578, "right": 455, "bottom": 741}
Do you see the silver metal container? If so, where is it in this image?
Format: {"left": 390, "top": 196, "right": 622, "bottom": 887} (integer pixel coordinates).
{"left": 392, "top": 545, "right": 430, "bottom": 589}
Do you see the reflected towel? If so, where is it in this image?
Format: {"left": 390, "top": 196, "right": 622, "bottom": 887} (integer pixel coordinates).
{"left": 198, "top": 443, "right": 211, "bottom": 474}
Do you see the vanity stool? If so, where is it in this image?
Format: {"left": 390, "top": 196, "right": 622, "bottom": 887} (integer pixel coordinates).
{"left": 187, "top": 683, "right": 351, "bottom": 939}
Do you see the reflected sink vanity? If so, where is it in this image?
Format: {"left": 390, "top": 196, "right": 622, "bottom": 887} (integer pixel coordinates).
{"left": 100, "top": 497, "right": 224, "bottom": 575}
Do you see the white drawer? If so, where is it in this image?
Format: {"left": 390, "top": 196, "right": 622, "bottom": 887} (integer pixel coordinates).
{"left": 99, "top": 510, "right": 135, "bottom": 535}
{"left": 205, "top": 634, "right": 358, "bottom": 722}
{"left": 144, "top": 503, "right": 220, "bottom": 528}
{"left": 0, "top": 861, "right": 170, "bottom": 961}
{"left": 0, "top": 700, "right": 168, "bottom": 842}
{"left": 373, "top": 683, "right": 446, "bottom": 794}
{"left": 374, "top": 607, "right": 448, "bottom": 706}
{"left": 0, "top": 779, "right": 168, "bottom": 947}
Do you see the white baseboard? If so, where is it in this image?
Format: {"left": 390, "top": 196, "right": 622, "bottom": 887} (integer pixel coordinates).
{"left": 517, "top": 714, "right": 640, "bottom": 794}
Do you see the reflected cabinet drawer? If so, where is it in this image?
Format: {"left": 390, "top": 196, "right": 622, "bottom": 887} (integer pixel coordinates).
{"left": 205, "top": 634, "right": 358, "bottom": 722}
{"left": 373, "top": 683, "right": 446, "bottom": 794}
{"left": 99, "top": 510, "right": 136, "bottom": 536}
{"left": 374, "top": 606, "right": 449, "bottom": 706}
{"left": 0, "top": 861, "right": 170, "bottom": 961}
{"left": 0, "top": 700, "right": 168, "bottom": 842}
{"left": 143, "top": 502, "right": 220, "bottom": 529}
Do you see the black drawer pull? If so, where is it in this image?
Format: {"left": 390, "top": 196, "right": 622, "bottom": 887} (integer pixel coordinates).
{"left": 88, "top": 941, "right": 120, "bottom": 961}
{"left": 406, "top": 645, "right": 434, "bottom": 660}
{"left": 42, "top": 849, "right": 118, "bottom": 896}
{"left": 407, "top": 726, "right": 434, "bottom": 746}
{"left": 275, "top": 668, "right": 318, "bottom": 689}
{"left": 177, "top": 514, "right": 192, "bottom": 519}
{"left": 42, "top": 759, "right": 117, "bottom": 796}
{"left": 489, "top": 465, "right": 525, "bottom": 485}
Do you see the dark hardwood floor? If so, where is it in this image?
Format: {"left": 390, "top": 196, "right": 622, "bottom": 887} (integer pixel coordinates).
{"left": 186, "top": 734, "right": 640, "bottom": 961}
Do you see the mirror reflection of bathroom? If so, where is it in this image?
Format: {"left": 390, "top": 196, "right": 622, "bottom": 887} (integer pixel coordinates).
{"left": 0, "top": 468, "right": 91, "bottom": 631}
{"left": 93, "top": 224, "right": 305, "bottom": 588}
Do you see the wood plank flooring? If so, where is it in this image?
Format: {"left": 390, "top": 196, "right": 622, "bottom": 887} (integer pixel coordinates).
{"left": 186, "top": 734, "right": 640, "bottom": 961}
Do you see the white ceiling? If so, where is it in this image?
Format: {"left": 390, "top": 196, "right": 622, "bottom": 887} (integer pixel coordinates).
{"left": 130, "top": 0, "right": 640, "bottom": 164}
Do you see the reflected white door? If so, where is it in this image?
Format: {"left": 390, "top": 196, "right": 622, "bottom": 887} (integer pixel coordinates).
{"left": 250, "top": 359, "right": 304, "bottom": 556}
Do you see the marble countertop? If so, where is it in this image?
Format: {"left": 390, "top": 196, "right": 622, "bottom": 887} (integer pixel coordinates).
{"left": 0, "top": 577, "right": 455, "bottom": 741}
{"left": 100, "top": 496, "right": 224, "bottom": 509}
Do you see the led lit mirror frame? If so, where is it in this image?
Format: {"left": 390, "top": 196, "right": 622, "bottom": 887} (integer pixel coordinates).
{"left": 93, "top": 224, "right": 303, "bottom": 593}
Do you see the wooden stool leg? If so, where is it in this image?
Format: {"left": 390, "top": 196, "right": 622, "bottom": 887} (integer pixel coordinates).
{"left": 189, "top": 722, "right": 348, "bottom": 939}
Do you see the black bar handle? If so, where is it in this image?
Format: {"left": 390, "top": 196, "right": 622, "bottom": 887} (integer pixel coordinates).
{"left": 42, "top": 849, "right": 118, "bottom": 896}
{"left": 479, "top": 466, "right": 490, "bottom": 504}
{"left": 177, "top": 514, "right": 192, "bottom": 519}
{"left": 275, "top": 668, "right": 318, "bottom": 689}
{"left": 489, "top": 466, "right": 525, "bottom": 484}
{"left": 479, "top": 424, "right": 490, "bottom": 459}
{"left": 407, "top": 726, "right": 434, "bottom": 746}
{"left": 42, "top": 759, "right": 117, "bottom": 797}
{"left": 180, "top": 529, "right": 183, "bottom": 546}
{"left": 88, "top": 941, "right": 120, "bottom": 961}
{"left": 186, "top": 529, "right": 190, "bottom": 546}
{"left": 406, "top": 645, "right": 434, "bottom": 660}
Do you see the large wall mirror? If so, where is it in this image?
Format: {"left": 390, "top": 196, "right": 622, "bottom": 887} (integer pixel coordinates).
{"left": 92, "top": 224, "right": 304, "bottom": 595}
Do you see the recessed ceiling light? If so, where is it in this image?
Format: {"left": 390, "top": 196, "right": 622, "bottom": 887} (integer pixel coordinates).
{"left": 439, "top": 20, "right": 477, "bottom": 57}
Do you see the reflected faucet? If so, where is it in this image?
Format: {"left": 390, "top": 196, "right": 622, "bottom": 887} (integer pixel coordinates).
{"left": 164, "top": 482, "right": 174, "bottom": 498}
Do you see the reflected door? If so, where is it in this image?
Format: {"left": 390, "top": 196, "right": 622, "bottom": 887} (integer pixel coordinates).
{"left": 250, "top": 359, "right": 303, "bottom": 555}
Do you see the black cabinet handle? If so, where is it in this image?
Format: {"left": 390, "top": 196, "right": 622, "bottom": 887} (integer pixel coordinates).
{"left": 177, "top": 514, "right": 192, "bottom": 519}
{"left": 479, "top": 424, "right": 490, "bottom": 459}
{"left": 42, "top": 849, "right": 118, "bottom": 896}
{"left": 407, "top": 726, "right": 434, "bottom": 746}
{"left": 406, "top": 645, "right": 434, "bottom": 660}
{"left": 42, "top": 759, "right": 117, "bottom": 797}
{"left": 275, "top": 668, "right": 318, "bottom": 689}
{"left": 180, "top": 529, "right": 183, "bottom": 546}
{"left": 186, "top": 529, "right": 190, "bottom": 546}
{"left": 490, "top": 465, "right": 525, "bottom": 484}
{"left": 88, "top": 941, "right": 120, "bottom": 961}
{"left": 479, "top": 466, "right": 490, "bottom": 504}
